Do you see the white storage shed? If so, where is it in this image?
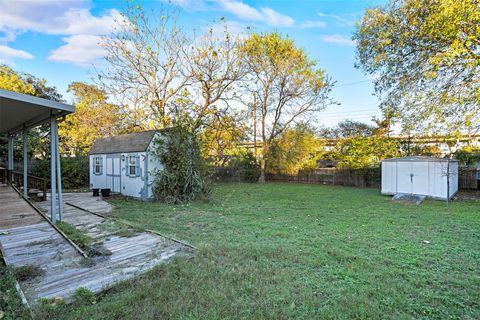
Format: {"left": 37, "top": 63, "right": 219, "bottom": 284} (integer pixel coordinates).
{"left": 381, "top": 156, "right": 458, "bottom": 200}
{"left": 89, "top": 130, "right": 164, "bottom": 199}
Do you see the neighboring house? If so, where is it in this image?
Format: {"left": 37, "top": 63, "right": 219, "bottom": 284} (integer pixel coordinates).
{"left": 89, "top": 130, "right": 164, "bottom": 199}
{"left": 381, "top": 156, "right": 459, "bottom": 200}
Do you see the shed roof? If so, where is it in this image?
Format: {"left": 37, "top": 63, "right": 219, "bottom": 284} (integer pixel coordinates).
{"left": 382, "top": 156, "right": 458, "bottom": 163}
{"left": 90, "top": 130, "right": 158, "bottom": 155}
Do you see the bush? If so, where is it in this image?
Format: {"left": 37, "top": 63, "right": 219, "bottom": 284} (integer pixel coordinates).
{"left": 152, "top": 127, "right": 211, "bottom": 204}
{"left": 455, "top": 146, "right": 480, "bottom": 166}
{"left": 30, "top": 156, "right": 89, "bottom": 190}
{"left": 209, "top": 149, "right": 260, "bottom": 183}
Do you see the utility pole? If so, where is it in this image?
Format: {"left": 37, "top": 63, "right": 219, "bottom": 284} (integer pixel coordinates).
{"left": 253, "top": 94, "right": 257, "bottom": 158}
{"left": 384, "top": 105, "right": 391, "bottom": 137}
{"left": 386, "top": 106, "right": 391, "bottom": 137}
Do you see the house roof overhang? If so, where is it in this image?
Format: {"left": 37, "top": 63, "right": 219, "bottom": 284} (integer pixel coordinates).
{"left": 0, "top": 89, "right": 75, "bottom": 134}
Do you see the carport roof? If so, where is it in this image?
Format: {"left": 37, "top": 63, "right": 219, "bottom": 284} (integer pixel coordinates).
{"left": 0, "top": 89, "right": 75, "bottom": 134}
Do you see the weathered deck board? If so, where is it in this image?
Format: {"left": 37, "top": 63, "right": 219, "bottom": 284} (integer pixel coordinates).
{"left": 0, "top": 188, "right": 191, "bottom": 304}
{"left": 0, "top": 186, "right": 43, "bottom": 228}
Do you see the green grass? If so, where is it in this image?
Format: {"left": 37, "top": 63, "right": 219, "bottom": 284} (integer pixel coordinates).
{"left": 97, "top": 219, "right": 139, "bottom": 238}
{"left": 57, "top": 221, "right": 93, "bottom": 253}
{"left": 0, "top": 260, "right": 30, "bottom": 319}
{"left": 33, "top": 183, "right": 480, "bottom": 319}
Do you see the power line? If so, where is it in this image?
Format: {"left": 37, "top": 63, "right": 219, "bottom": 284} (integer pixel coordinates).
{"left": 321, "top": 109, "right": 380, "bottom": 116}
{"left": 335, "top": 79, "right": 373, "bottom": 87}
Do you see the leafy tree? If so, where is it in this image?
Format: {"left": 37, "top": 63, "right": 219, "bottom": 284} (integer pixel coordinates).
{"left": 199, "top": 111, "right": 247, "bottom": 166}
{"left": 240, "top": 32, "right": 334, "bottom": 182}
{"left": 321, "top": 119, "right": 375, "bottom": 138}
{"left": 59, "top": 82, "right": 123, "bottom": 155}
{"left": 0, "top": 65, "right": 63, "bottom": 163}
{"left": 99, "top": 6, "right": 243, "bottom": 132}
{"left": 0, "top": 65, "right": 36, "bottom": 95}
{"left": 401, "top": 142, "right": 442, "bottom": 157}
{"left": 354, "top": 0, "right": 480, "bottom": 135}
{"left": 331, "top": 136, "right": 400, "bottom": 169}
{"left": 455, "top": 146, "right": 480, "bottom": 166}
{"left": 99, "top": 4, "right": 188, "bottom": 129}
{"left": 181, "top": 21, "right": 246, "bottom": 131}
{"left": 267, "top": 123, "right": 324, "bottom": 174}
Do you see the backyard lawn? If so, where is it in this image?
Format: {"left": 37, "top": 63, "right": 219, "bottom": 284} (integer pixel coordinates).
{"left": 28, "top": 183, "right": 480, "bottom": 318}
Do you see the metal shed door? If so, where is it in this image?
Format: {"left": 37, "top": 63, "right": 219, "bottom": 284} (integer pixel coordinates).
{"left": 397, "top": 161, "right": 429, "bottom": 195}
{"left": 411, "top": 162, "right": 429, "bottom": 195}
{"left": 106, "top": 156, "right": 121, "bottom": 193}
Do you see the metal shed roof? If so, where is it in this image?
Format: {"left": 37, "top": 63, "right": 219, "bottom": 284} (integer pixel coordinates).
{"left": 382, "top": 156, "right": 458, "bottom": 162}
{"left": 89, "top": 130, "right": 159, "bottom": 155}
{"left": 0, "top": 89, "right": 75, "bottom": 134}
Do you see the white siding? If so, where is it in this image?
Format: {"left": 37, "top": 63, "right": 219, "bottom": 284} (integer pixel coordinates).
{"left": 89, "top": 132, "right": 166, "bottom": 199}
{"left": 90, "top": 152, "right": 151, "bottom": 199}
{"left": 381, "top": 158, "right": 458, "bottom": 200}
{"left": 381, "top": 161, "right": 397, "bottom": 195}
{"left": 449, "top": 161, "right": 459, "bottom": 198}
{"left": 89, "top": 155, "right": 107, "bottom": 189}
{"left": 145, "top": 133, "right": 165, "bottom": 199}
{"left": 120, "top": 152, "right": 147, "bottom": 198}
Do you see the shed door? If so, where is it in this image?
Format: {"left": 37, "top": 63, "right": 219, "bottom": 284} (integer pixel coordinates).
{"left": 411, "top": 162, "right": 429, "bottom": 195}
{"left": 106, "top": 156, "right": 121, "bottom": 193}
{"left": 397, "top": 161, "right": 429, "bottom": 195}
{"left": 397, "top": 162, "right": 412, "bottom": 194}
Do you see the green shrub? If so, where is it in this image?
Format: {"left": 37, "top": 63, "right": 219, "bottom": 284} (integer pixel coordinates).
{"left": 152, "top": 127, "right": 211, "bottom": 204}
{"left": 30, "top": 156, "right": 89, "bottom": 190}
{"left": 221, "top": 149, "right": 260, "bottom": 182}
{"left": 455, "top": 146, "right": 480, "bottom": 166}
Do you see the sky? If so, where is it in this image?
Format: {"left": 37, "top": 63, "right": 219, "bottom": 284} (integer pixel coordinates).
{"left": 0, "top": 0, "right": 387, "bottom": 128}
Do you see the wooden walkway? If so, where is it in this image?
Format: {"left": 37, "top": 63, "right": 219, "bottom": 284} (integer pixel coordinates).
{"left": 0, "top": 186, "right": 191, "bottom": 304}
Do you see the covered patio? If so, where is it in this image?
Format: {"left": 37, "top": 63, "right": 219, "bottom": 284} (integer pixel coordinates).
{"left": 0, "top": 88, "right": 191, "bottom": 304}
{"left": 0, "top": 88, "right": 75, "bottom": 223}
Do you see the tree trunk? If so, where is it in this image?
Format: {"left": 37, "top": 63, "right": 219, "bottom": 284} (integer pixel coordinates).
{"left": 258, "top": 143, "right": 268, "bottom": 183}
{"left": 259, "top": 159, "right": 266, "bottom": 183}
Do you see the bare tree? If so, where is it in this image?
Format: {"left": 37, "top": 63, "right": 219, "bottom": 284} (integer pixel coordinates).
{"left": 98, "top": 4, "right": 189, "bottom": 128}
{"left": 179, "top": 22, "right": 247, "bottom": 131}
{"left": 99, "top": 6, "right": 246, "bottom": 133}
{"left": 240, "top": 32, "right": 335, "bottom": 182}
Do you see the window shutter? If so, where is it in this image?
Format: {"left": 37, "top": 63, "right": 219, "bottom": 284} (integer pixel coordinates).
{"left": 99, "top": 157, "right": 103, "bottom": 175}
{"left": 125, "top": 155, "right": 129, "bottom": 176}
{"left": 92, "top": 157, "right": 96, "bottom": 174}
{"left": 136, "top": 155, "right": 141, "bottom": 177}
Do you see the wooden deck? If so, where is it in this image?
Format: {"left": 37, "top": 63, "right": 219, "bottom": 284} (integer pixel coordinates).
{"left": 0, "top": 185, "right": 43, "bottom": 228}
{"left": 0, "top": 187, "right": 191, "bottom": 304}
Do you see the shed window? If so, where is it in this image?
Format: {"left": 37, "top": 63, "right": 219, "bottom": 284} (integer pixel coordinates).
{"left": 93, "top": 157, "right": 102, "bottom": 175}
{"left": 128, "top": 156, "right": 137, "bottom": 176}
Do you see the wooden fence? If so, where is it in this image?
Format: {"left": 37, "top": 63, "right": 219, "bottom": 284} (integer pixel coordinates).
{"left": 211, "top": 167, "right": 259, "bottom": 183}
{"left": 458, "top": 167, "right": 478, "bottom": 190}
{"left": 267, "top": 168, "right": 381, "bottom": 188}
{"left": 214, "top": 166, "right": 478, "bottom": 191}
